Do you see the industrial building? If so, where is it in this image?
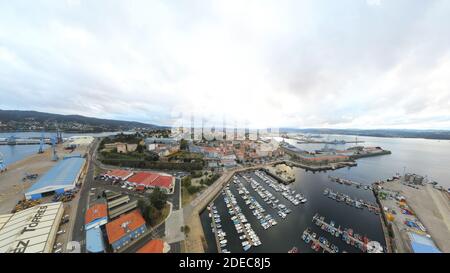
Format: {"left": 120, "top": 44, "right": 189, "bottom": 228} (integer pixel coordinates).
{"left": 104, "top": 169, "right": 134, "bottom": 181}
{"left": 106, "top": 210, "right": 146, "bottom": 252}
{"left": 86, "top": 226, "right": 105, "bottom": 253}
{"left": 25, "top": 155, "right": 86, "bottom": 200}
{"left": 126, "top": 172, "right": 174, "bottom": 193}
{"left": 408, "top": 232, "right": 442, "bottom": 253}
{"left": 85, "top": 204, "right": 108, "bottom": 230}
{"left": 0, "top": 202, "right": 64, "bottom": 253}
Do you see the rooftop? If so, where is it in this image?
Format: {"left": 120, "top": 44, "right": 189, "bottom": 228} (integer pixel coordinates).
{"left": 86, "top": 226, "right": 105, "bottom": 253}
{"left": 85, "top": 204, "right": 108, "bottom": 225}
{"left": 136, "top": 239, "right": 168, "bottom": 253}
{"left": 408, "top": 232, "right": 442, "bottom": 253}
{"left": 106, "top": 169, "right": 134, "bottom": 179}
{"left": 106, "top": 210, "right": 146, "bottom": 245}
{"left": 26, "top": 156, "right": 86, "bottom": 196}
{"left": 127, "top": 172, "right": 173, "bottom": 189}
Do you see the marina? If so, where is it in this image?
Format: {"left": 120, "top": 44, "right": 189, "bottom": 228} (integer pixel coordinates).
{"left": 328, "top": 175, "right": 373, "bottom": 191}
{"left": 200, "top": 166, "right": 387, "bottom": 253}
{"left": 312, "top": 213, "right": 384, "bottom": 253}
{"left": 323, "top": 188, "right": 380, "bottom": 214}
{"left": 301, "top": 228, "right": 339, "bottom": 253}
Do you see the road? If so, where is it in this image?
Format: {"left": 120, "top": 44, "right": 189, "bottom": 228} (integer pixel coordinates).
{"left": 70, "top": 139, "right": 100, "bottom": 252}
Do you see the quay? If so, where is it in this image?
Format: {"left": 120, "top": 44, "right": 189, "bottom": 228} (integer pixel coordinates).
{"left": 0, "top": 138, "right": 52, "bottom": 145}
{"left": 282, "top": 160, "right": 357, "bottom": 172}
{"left": 261, "top": 167, "right": 294, "bottom": 184}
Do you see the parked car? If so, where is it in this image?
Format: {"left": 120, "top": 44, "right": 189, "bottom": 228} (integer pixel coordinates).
{"left": 54, "top": 248, "right": 62, "bottom": 253}
{"left": 57, "top": 230, "right": 66, "bottom": 235}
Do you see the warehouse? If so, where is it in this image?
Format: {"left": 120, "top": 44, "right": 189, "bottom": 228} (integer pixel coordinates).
{"left": 105, "top": 169, "right": 134, "bottom": 181}
{"left": 25, "top": 156, "right": 86, "bottom": 200}
{"left": 86, "top": 226, "right": 105, "bottom": 253}
{"left": 126, "top": 171, "right": 174, "bottom": 194}
{"left": 0, "top": 202, "right": 64, "bottom": 253}
{"left": 85, "top": 203, "right": 108, "bottom": 230}
{"left": 106, "top": 210, "right": 146, "bottom": 252}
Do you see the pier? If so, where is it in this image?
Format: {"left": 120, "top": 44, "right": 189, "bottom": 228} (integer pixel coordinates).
{"left": 0, "top": 138, "right": 52, "bottom": 145}
{"left": 301, "top": 228, "right": 336, "bottom": 253}
{"left": 312, "top": 213, "right": 384, "bottom": 253}
{"left": 207, "top": 205, "right": 223, "bottom": 253}
{"left": 329, "top": 176, "right": 364, "bottom": 188}
{"left": 324, "top": 188, "right": 380, "bottom": 214}
{"left": 222, "top": 185, "right": 258, "bottom": 249}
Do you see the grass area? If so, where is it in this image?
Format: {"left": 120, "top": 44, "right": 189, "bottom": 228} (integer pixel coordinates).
{"left": 94, "top": 165, "right": 104, "bottom": 176}
{"left": 182, "top": 186, "right": 196, "bottom": 207}
{"left": 168, "top": 150, "right": 203, "bottom": 160}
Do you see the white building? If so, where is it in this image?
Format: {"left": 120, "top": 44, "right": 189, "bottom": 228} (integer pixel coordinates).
{"left": 0, "top": 202, "right": 64, "bottom": 253}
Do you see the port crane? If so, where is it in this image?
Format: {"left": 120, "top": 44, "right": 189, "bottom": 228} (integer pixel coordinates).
{"left": 0, "top": 152, "right": 6, "bottom": 172}
{"left": 38, "top": 132, "right": 44, "bottom": 154}
{"left": 51, "top": 136, "right": 59, "bottom": 161}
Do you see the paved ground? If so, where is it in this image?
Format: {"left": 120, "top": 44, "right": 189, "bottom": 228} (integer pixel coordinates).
{"left": 164, "top": 209, "right": 185, "bottom": 244}
{"left": 380, "top": 180, "right": 450, "bottom": 252}
{"left": 70, "top": 139, "right": 99, "bottom": 252}
{"left": 0, "top": 145, "right": 69, "bottom": 214}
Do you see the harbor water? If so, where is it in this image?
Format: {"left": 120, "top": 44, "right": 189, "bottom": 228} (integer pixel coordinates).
{"left": 200, "top": 135, "right": 450, "bottom": 253}
{"left": 0, "top": 131, "right": 126, "bottom": 167}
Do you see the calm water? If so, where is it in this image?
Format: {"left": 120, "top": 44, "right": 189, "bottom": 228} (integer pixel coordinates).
{"left": 0, "top": 131, "right": 126, "bottom": 167}
{"left": 200, "top": 134, "right": 450, "bottom": 253}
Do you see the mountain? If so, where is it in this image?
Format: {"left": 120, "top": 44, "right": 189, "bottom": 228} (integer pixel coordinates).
{"left": 0, "top": 109, "right": 163, "bottom": 132}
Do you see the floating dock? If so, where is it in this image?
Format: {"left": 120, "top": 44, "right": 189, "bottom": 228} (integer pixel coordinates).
{"left": 323, "top": 188, "right": 380, "bottom": 214}
{"left": 207, "top": 204, "right": 223, "bottom": 253}
{"left": 312, "top": 213, "right": 384, "bottom": 253}
{"left": 222, "top": 186, "right": 257, "bottom": 248}
{"left": 301, "top": 228, "right": 337, "bottom": 253}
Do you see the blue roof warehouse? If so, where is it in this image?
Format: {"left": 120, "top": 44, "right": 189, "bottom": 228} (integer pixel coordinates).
{"left": 25, "top": 155, "right": 86, "bottom": 200}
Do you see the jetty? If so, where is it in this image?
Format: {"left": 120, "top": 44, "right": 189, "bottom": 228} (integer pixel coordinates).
{"left": 301, "top": 228, "right": 338, "bottom": 253}
{"left": 323, "top": 188, "right": 380, "bottom": 214}
{"left": 207, "top": 204, "right": 223, "bottom": 253}
{"left": 312, "top": 213, "right": 384, "bottom": 253}
{"left": 222, "top": 185, "right": 261, "bottom": 250}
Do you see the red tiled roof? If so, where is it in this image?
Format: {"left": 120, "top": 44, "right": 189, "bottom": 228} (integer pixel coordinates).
{"left": 137, "top": 239, "right": 165, "bottom": 253}
{"left": 85, "top": 204, "right": 108, "bottom": 225}
{"left": 107, "top": 169, "right": 133, "bottom": 179}
{"left": 106, "top": 210, "right": 146, "bottom": 244}
{"left": 152, "top": 175, "right": 173, "bottom": 189}
{"left": 127, "top": 172, "right": 173, "bottom": 189}
{"left": 127, "top": 172, "right": 159, "bottom": 186}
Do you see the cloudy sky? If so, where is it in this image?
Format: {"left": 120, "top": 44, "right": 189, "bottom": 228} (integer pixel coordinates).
{"left": 1, "top": 0, "right": 450, "bottom": 129}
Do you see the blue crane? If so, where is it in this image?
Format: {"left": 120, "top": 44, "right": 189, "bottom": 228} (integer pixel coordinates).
{"left": 38, "top": 133, "right": 44, "bottom": 154}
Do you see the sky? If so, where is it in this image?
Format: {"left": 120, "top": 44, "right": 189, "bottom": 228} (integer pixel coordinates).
{"left": 1, "top": 0, "right": 450, "bottom": 130}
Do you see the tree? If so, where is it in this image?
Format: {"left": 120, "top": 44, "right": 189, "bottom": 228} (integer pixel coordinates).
{"left": 180, "top": 139, "right": 189, "bottom": 151}
{"left": 150, "top": 188, "right": 168, "bottom": 210}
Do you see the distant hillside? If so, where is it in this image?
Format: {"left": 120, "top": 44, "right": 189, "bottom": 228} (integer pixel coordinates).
{"left": 281, "top": 128, "right": 450, "bottom": 140}
{"left": 0, "top": 109, "right": 162, "bottom": 132}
